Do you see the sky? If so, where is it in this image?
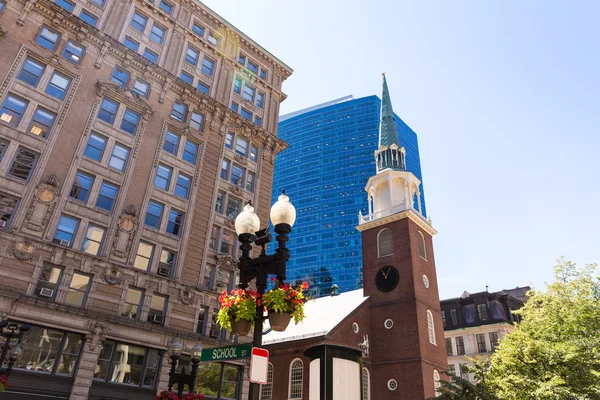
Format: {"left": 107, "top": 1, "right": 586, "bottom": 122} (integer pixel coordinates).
{"left": 201, "top": 0, "right": 600, "bottom": 299}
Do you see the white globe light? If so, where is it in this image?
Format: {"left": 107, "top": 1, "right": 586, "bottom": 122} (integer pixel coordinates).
{"left": 235, "top": 203, "right": 261, "bottom": 235}
{"left": 270, "top": 190, "right": 296, "bottom": 227}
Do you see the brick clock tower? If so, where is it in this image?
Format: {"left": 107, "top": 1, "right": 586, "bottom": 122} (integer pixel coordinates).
{"left": 356, "top": 74, "right": 447, "bottom": 399}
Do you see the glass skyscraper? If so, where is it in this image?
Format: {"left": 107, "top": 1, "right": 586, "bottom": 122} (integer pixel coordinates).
{"left": 272, "top": 93, "right": 427, "bottom": 298}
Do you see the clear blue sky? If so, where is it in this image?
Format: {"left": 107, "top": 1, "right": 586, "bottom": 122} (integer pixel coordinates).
{"left": 202, "top": 0, "right": 600, "bottom": 299}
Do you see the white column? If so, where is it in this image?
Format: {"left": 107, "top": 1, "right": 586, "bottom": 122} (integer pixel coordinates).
{"left": 417, "top": 191, "right": 422, "bottom": 214}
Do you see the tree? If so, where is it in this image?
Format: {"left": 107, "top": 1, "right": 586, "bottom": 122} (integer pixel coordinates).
{"left": 486, "top": 259, "right": 600, "bottom": 400}
{"left": 429, "top": 360, "right": 497, "bottom": 400}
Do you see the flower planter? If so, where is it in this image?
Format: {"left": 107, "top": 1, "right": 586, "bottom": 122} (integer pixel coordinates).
{"left": 269, "top": 310, "right": 292, "bottom": 332}
{"left": 230, "top": 319, "right": 252, "bottom": 336}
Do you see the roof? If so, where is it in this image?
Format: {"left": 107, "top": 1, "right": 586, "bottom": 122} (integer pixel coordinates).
{"left": 379, "top": 74, "right": 401, "bottom": 148}
{"left": 262, "top": 289, "right": 368, "bottom": 344}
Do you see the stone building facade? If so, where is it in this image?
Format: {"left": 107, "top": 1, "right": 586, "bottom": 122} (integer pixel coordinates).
{"left": 0, "top": 0, "right": 291, "bottom": 398}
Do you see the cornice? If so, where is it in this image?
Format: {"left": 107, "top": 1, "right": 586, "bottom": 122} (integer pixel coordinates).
{"left": 355, "top": 209, "right": 437, "bottom": 236}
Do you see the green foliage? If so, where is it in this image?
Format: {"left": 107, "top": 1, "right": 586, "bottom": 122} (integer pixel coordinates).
{"left": 486, "top": 259, "right": 600, "bottom": 400}
{"left": 262, "top": 281, "right": 308, "bottom": 324}
{"left": 429, "top": 360, "right": 497, "bottom": 400}
{"left": 216, "top": 289, "right": 258, "bottom": 331}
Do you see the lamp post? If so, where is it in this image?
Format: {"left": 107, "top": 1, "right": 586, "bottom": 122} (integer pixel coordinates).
{"left": 234, "top": 190, "right": 296, "bottom": 400}
{"left": 0, "top": 320, "right": 30, "bottom": 376}
{"left": 167, "top": 335, "right": 203, "bottom": 398}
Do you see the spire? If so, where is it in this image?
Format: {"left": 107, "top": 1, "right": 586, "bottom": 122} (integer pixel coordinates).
{"left": 379, "top": 73, "right": 401, "bottom": 148}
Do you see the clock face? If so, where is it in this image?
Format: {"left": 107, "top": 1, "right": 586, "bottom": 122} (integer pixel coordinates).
{"left": 375, "top": 265, "right": 399, "bottom": 292}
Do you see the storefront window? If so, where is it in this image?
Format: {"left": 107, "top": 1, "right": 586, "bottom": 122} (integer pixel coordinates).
{"left": 196, "top": 362, "right": 241, "bottom": 399}
{"left": 95, "top": 340, "right": 160, "bottom": 388}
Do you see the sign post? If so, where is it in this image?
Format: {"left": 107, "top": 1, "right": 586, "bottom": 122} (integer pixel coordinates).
{"left": 200, "top": 344, "right": 253, "bottom": 363}
{"left": 249, "top": 347, "right": 269, "bottom": 384}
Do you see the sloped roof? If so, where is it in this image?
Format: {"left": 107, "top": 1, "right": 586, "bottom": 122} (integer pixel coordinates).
{"left": 262, "top": 289, "right": 368, "bottom": 344}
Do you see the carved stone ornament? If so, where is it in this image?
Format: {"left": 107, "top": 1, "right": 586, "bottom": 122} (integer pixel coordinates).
{"left": 113, "top": 212, "right": 138, "bottom": 258}
{"left": 223, "top": 218, "right": 235, "bottom": 230}
{"left": 179, "top": 286, "right": 195, "bottom": 305}
{"left": 215, "top": 254, "right": 237, "bottom": 270}
{"left": 103, "top": 266, "right": 123, "bottom": 285}
{"left": 85, "top": 320, "right": 112, "bottom": 352}
{"left": 25, "top": 182, "right": 60, "bottom": 232}
{"left": 122, "top": 204, "right": 138, "bottom": 217}
{"left": 42, "top": 174, "right": 60, "bottom": 187}
{"left": 12, "top": 239, "right": 36, "bottom": 261}
{"left": 233, "top": 153, "right": 248, "bottom": 166}
{"left": 229, "top": 184, "right": 243, "bottom": 196}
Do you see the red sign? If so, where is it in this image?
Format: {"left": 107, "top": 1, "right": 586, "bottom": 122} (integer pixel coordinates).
{"left": 249, "top": 347, "right": 269, "bottom": 384}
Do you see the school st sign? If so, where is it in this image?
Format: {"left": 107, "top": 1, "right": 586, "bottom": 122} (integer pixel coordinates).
{"left": 200, "top": 344, "right": 253, "bottom": 362}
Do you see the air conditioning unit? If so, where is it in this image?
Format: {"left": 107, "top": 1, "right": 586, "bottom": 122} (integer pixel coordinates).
{"left": 39, "top": 287, "right": 54, "bottom": 298}
{"left": 52, "top": 238, "right": 70, "bottom": 247}
{"left": 152, "top": 315, "right": 165, "bottom": 324}
{"left": 157, "top": 266, "right": 172, "bottom": 277}
{"left": 209, "top": 325, "right": 221, "bottom": 338}
{"left": 0, "top": 220, "right": 6, "bottom": 228}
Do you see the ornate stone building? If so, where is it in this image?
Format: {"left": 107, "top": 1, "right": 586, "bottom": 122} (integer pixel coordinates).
{"left": 0, "top": 0, "right": 291, "bottom": 397}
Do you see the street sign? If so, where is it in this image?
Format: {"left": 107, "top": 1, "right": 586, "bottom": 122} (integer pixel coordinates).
{"left": 200, "top": 344, "right": 253, "bottom": 362}
{"left": 249, "top": 347, "right": 269, "bottom": 384}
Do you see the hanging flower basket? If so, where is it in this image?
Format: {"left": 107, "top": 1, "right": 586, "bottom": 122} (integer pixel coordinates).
{"left": 230, "top": 319, "right": 252, "bottom": 336}
{"left": 153, "top": 391, "right": 205, "bottom": 400}
{"left": 268, "top": 310, "right": 292, "bottom": 332}
{"left": 217, "top": 288, "right": 260, "bottom": 333}
{"left": 0, "top": 374, "right": 8, "bottom": 393}
{"left": 262, "top": 279, "right": 308, "bottom": 331}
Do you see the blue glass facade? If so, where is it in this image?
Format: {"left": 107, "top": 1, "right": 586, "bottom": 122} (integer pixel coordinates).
{"left": 272, "top": 95, "right": 426, "bottom": 298}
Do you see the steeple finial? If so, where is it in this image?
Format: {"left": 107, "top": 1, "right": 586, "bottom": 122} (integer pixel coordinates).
{"left": 379, "top": 74, "right": 401, "bottom": 148}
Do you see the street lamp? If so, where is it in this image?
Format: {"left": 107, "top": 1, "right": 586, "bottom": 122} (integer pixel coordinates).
{"left": 167, "top": 335, "right": 203, "bottom": 398}
{"left": 0, "top": 320, "right": 30, "bottom": 376}
{"left": 234, "top": 190, "right": 296, "bottom": 400}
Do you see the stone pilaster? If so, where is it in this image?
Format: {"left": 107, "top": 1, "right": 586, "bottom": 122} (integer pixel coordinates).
{"left": 69, "top": 336, "right": 103, "bottom": 400}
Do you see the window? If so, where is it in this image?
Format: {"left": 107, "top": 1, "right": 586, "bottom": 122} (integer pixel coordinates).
{"left": 242, "top": 85, "right": 255, "bottom": 102}
{"left": 447, "top": 364, "right": 456, "bottom": 375}
{"left": 459, "top": 363, "right": 469, "bottom": 380}
{"left": 260, "top": 363, "right": 274, "bottom": 400}
{"left": 489, "top": 332, "right": 499, "bottom": 352}
{"left": 69, "top": 171, "right": 94, "bottom": 202}
{"left": 260, "top": 69, "right": 267, "bottom": 80}
{"left": 233, "top": 76, "right": 242, "bottom": 94}
{"left": 158, "top": 249, "right": 175, "bottom": 278}
{"left": 185, "top": 47, "right": 199, "bottom": 66}
{"left": 1, "top": 94, "right": 29, "bottom": 127}
{"left": 0, "top": 0, "right": 4, "bottom": 12}
{"left": 56, "top": 0, "right": 74, "bottom": 12}
{"left": 230, "top": 102, "right": 238, "bottom": 112}
{"left": 197, "top": 363, "right": 241, "bottom": 398}
{"left": 9, "top": 147, "right": 38, "bottom": 180}
{"left": 220, "top": 230, "right": 234, "bottom": 256}
{"left": 183, "top": 140, "right": 198, "bottom": 164}
{"left": 150, "top": 23, "right": 166, "bottom": 44}
{"left": 81, "top": 224, "right": 105, "bottom": 256}
{"left": 246, "top": 171, "right": 255, "bottom": 193}
{"left": 36, "top": 26, "right": 60, "bottom": 51}
{"left": 226, "top": 197, "right": 241, "bottom": 219}
{"left": 215, "top": 191, "right": 224, "bottom": 213}
{"left": 143, "top": 48, "right": 158, "bottom": 63}
{"left": 197, "top": 81, "right": 210, "bottom": 95}
{"left": 250, "top": 145, "right": 258, "bottom": 163}
{"left": 476, "top": 333, "right": 487, "bottom": 353}
{"left": 79, "top": 10, "right": 97, "bottom": 26}
{"left": 207, "top": 32, "right": 218, "bottom": 46}
{"left": 158, "top": 0, "right": 172, "bottom": 14}
{"left": 171, "top": 101, "right": 187, "bottom": 122}
{"left": 154, "top": 164, "right": 172, "bottom": 190}
{"left": 477, "top": 303, "right": 488, "bottom": 321}
{"left": 120, "top": 108, "right": 140, "bottom": 134}
{"left": 124, "top": 36, "right": 139, "bottom": 52}
{"left": 45, "top": 72, "right": 71, "bottom": 100}
{"left": 18, "top": 57, "right": 46, "bottom": 87}
{"left": 192, "top": 23, "right": 204, "bottom": 36}
{"left": 96, "top": 182, "right": 118, "bottom": 211}
{"left": 240, "top": 108, "right": 252, "bottom": 121}
{"left": 247, "top": 60, "right": 258, "bottom": 74}
{"left": 148, "top": 295, "right": 166, "bottom": 324}
{"left": 145, "top": 201, "right": 163, "bottom": 228}
{"left": 441, "top": 310, "right": 446, "bottom": 327}
{"left": 225, "top": 133, "right": 234, "bottom": 149}
{"left": 209, "top": 226, "right": 219, "bottom": 251}
{"left": 238, "top": 54, "right": 246, "bottom": 65}
{"left": 196, "top": 306, "right": 207, "bottom": 335}
{"left": 427, "top": 310, "right": 436, "bottom": 345}
{"left": 97, "top": 98, "right": 118, "bottom": 124}
{"left": 111, "top": 67, "right": 130, "bottom": 88}
{"left": 134, "top": 242, "right": 154, "bottom": 271}
{"left": 201, "top": 58, "right": 214, "bottom": 76}
{"left": 190, "top": 111, "right": 204, "bottom": 131}
{"left": 361, "top": 368, "right": 370, "bottom": 400}
{"left": 175, "top": 173, "right": 190, "bottom": 199}
{"left": 95, "top": 341, "right": 160, "bottom": 387}
{"left": 130, "top": 12, "right": 147, "bottom": 32}
{"left": 235, "top": 138, "right": 248, "bottom": 156}
{"left": 166, "top": 209, "right": 183, "bottom": 236}
{"left": 220, "top": 159, "right": 230, "bottom": 180}
{"left": 0, "top": 193, "right": 18, "bottom": 225}
{"left": 378, "top": 228, "right": 393, "bottom": 257}
{"left": 132, "top": 79, "right": 150, "bottom": 98}
{"left": 418, "top": 231, "right": 427, "bottom": 259}
{"left": 257, "top": 92, "right": 264, "bottom": 108}
{"left": 446, "top": 338, "right": 453, "bottom": 356}
{"left": 230, "top": 164, "right": 244, "bottom": 186}
{"left": 434, "top": 370, "right": 441, "bottom": 392}
{"left": 109, "top": 143, "right": 129, "bottom": 171}
{"left": 180, "top": 71, "right": 193, "bottom": 85}
{"left": 65, "top": 273, "right": 91, "bottom": 306}
{"left": 53, "top": 215, "right": 79, "bottom": 247}
{"left": 163, "top": 131, "right": 179, "bottom": 155}
{"left": 35, "top": 266, "right": 62, "bottom": 298}
{"left": 122, "top": 287, "right": 143, "bottom": 318}
{"left": 62, "top": 40, "right": 84, "bottom": 64}
{"left": 91, "top": 0, "right": 104, "bottom": 7}
{"left": 28, "top": 107, "right": 56, "bottom": 137}
{"left": 289, "top": 359, "right": 303, "bottom": 399}
{"left": 456, "top": 336, "right": 465, "bottom": 355}
{"left": 254, "top": 116, "right": 262, "bottom": 127}
{"left": 450, "top": 308, "right": 459, "bottom": 326}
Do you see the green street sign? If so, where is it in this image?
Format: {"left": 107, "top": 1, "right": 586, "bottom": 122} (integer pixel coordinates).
{"left": 201, "top": 344, "right": 253, "bottom": 362}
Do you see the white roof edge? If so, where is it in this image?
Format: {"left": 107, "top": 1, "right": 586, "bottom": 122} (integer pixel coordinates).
{"left": 279, "top": 95, "right": 355, "bottom": 122}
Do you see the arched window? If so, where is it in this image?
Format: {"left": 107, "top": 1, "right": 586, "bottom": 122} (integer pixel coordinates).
{"left": 288, "top": 358, "right": 303, "bottom": 399}
{"left": 362, "top": 367, "right": 371, "bottom": 400}
{"left": 260, "top": 362, "right": 274, "bottom": 400}
{"left": 427, "top": 310, "right": 436, "bottom": 345}
{"left": 433, "top": 369, "right": 441, "bottom": 396}
{"left": 378, "top": 228, "right": 393, "bottom": 257}
{"left": 418, "top": 231, "right": 427, "bottom": 260}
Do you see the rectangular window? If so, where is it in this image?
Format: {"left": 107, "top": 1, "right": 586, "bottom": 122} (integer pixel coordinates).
{"left": 185, "top": 47, "right": 199, "bottom": 66}
{"left": 91, "top": 0, "right": 104, "bottom": 6}
{"left": 96, "top": 181, "right": 118, "bottom": 211}
{"left": 175, "top": 173, "right": 190, "bottom": 199}
{"left": 0, "top": 193, "right": 18, "bottom": 226}
{"left": 201, "top": 58, "right": 214, "bottom": 76}
{"left": 35, "top": 265, "right": 62, "bottom": 298}
{"left": 53, "top": 215, "right": 79, "bottom": 247}
{"left": 456, "top": 336, "right": 465, "bottom": 355}
{"left": 45, "top": 72, "right": 71, "bottom": 100}
{"left": 148, "top": 295, "right": 166, "bottom": 324}
{"left": 215, "top": 191, "right": 224, "bottom": 214}
{"left": 230, "top": 102, "right": 238, "bottom": 112}
{"left": 235, "top": 138, "right": 248, "bottom": 156}
{"left": 171, "top": 101, "right": 187, "bottom": 122}
{"left": 183, "top": 140, "right": 198, "bottom": 164}
{"left": 197, "top": 81, "right": 210, "bottom": 95}
{"left": 143, "top": 48, "right": 158, "bottom": 63}
{"left": 220, "top": 230, "right": 235, "bottom": 255}
{"left": 17, "top": 57, "right": 46, "bottom": 87}
{"left": 260, "top": 69, "right": 267, "bottom": 80}
{"left": 238, "top": 54, "right": 246, "bottom": 65}
{"left": 207, "top": 32, "right": 218, "bottom": 46}
{"left": 150, "top": 23, "right": 166, "bottom": 44}
{"left": 158, "top": 249, "right": 175, "bottom": 278}
{"left": 477, "top": 304, "right": 488, "bottom": 321}
{"left": 447, "top": 364, "right": 455, "bottom": 375}
{"left": 250, "top": 145, "right": 258, "bottom": 162}
{"left": 441, "top": 310, "right": 447, "bottom": 327}
{"left": 450, "top": 308, "right": 459, "bottom": 326}
{"left": 180, "top": 71, "right": 193, "bottom": 85}
{"left": 445, "top": 338, "right": 453, "bottom": 356}
{"left": 220, "top": 159, "right": 230, "bottom": 180}
{"left": 233, "top": 76, "right": 242, "bottom": 94}
{"left": 240, "top": 108, "right": 252, "bottom": 121}
{"left": 111, "top": 67, "right": 129, "bottom": 88}
{"left": 230, "top": 164, "right": 244, "bottom": 187}
{"left": 28, "top": 107, "right": 56, "bottom": 137}
{"left": 84, "top": 133, "right": 106, "bottom": 161}
{"left": 122, "top": 287, "right": 143, "bottom": 318}
{"left": 190, "top": 111, "right": 204, "bottom": 131}
{"left": 134, "top": 242, "right": 154, "bottom": 271}
{"left": 159, "top": 0, "right": 172, "bottom": 14}
{"left": 192, "top": 23, "right": 204, "bottom": 36}
{"left": 81, "top": 224, "right": 105, "bottom": 255}
{"left": 69, "top": 170, "right": 95, "bottom": 202}
{"left": 9, "top": 147, "right": 38, "bottom": 180}
{"left": 242, "top": 85, "right": 255, "bottom": 102}
{"left": 257, "top": 91, "right": 264, "bottom": 108}
{"left": 154, "top": 164, "right": 172, "bottom": 190}
{"left": 97, "top": 98, "right": 118, "bottom": 124}
{"left": 79, "top": 10, "right": 97, "bottom": 26}
{"left": 246, "top": 171, "right": 255, "bottom": 193}
{"left": 489, "top": 332, "right": 499, "bottom": 352}
{"left": 166, "top": 209, "right": 183, "bottom": 236}
{"left": 62, "top": 40, "right": 84, "bottom": 64}
{"left": 130, "top": 11, "right": 147, "bottom": 32}
{"left": 145, "top": 201, "right": 163, "bottom": 228}
{"left": 132, "top": 79, "right": 150, "bottom": 98}
{"left": 96, "top": 341, "right": 159, "bottom": 387}
{"left": 65, "top": 273, "right": 91, "bottom": 307}
{"left": 209, "top": 226, "right": 219, "bottom": 251}
{"left": 36, "top": 26, "right": 60, "bottom": 51}
{"left": 226, "top": 197, "right": 241, "bottom": 219}
{"left": 120, "top": 108, "right": 140, "bottom": 134}
{"left": 476, "top": 333, "right": 487, "bottom": 353}
{"left": 225, "top": 133, "right": 234, "bottom": 149}
{"left": 56, "top": 0, "right": 74, "bottom": 12}
{"left": 247, "top": 59, "right": 258, "bottom": 74}
{"left": 124, "top": 36, "right": 139, "bottom": 52}
{"left": 196, "top": 306, "right": 207, "bottom": 335}
{"left": 109, "top": 143, "right": 129, "bottom": 171}
{"left": 254, "top": 115, "right": 262, "bottom": 127}
{"left": 459, "top": 364, "right": 469, "bottom": 380}
{"left": 1, "top": 94, "right": 29, "bottom": 127}
{"left": 163, "top": 131, "right": 179, "bottom": 155}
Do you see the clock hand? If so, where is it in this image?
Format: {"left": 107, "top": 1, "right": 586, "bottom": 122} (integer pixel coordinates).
{"left": 382, "top": 267, "right": 390, "bottom": 279}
